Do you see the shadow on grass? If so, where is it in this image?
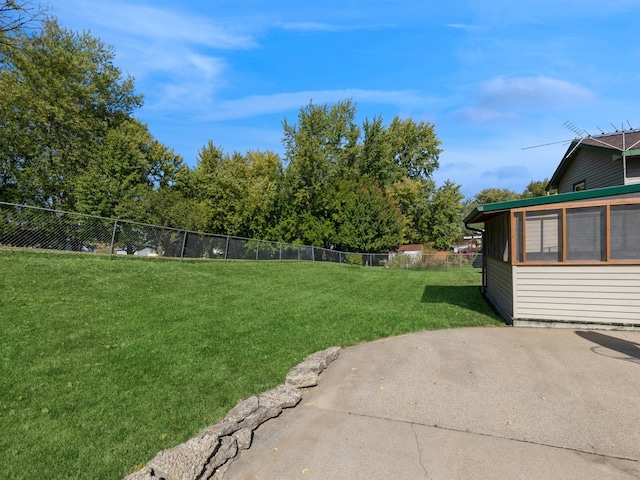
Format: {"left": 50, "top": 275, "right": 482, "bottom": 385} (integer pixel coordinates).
{"left": 421, "top": 284, "right": 503, "bottom": 320}
{"left": 575, "top": 331, "right": 640, "bottom": 364}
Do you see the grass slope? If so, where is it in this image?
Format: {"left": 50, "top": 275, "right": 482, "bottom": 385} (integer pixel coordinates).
{"left": 0, "top": 250, "right": 502, "bottom": 479}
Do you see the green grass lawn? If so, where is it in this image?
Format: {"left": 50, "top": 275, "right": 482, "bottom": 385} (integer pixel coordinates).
{"left": 0, "top": 250, "right": 502, "bottom": 479}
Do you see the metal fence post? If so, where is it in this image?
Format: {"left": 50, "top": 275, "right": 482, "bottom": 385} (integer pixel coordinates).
{"left": 109, "top": 221, "right": 118, "bottom": 259}
{"left": 180, "top": 230, "right": 187, "bottom": 260}
{"left": 224, "top": 235, "right": 230, "bottom": 260}
{"left": 255, "top": 240, "right": 260, "bottom": 261}
{"left": 312, "top": 246, "right": 315, "bottom": 261}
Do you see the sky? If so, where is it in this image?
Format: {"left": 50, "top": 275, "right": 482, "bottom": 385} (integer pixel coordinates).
{"left": 50, "top": 0, "right": 640, "bottom": 198}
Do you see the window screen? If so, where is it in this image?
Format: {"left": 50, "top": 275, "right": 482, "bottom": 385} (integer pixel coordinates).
{"left": 566, "top": 207, "right": 605, "bottom": 261}
{"left": 610, "top": 204, "right": 640, "bottom": 259}
{"left": 514, "top": 212, "right": 523, "bottom": 262}
{"left": 525, "top": 210, "right": 561, "bottom": 261}
{"left": 485, "top": 213, "right": 510, "bottom": 262}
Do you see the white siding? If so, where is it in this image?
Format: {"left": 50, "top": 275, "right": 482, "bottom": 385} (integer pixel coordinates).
{"left": 513, "top": 265, "right": 640, "bottom": 325}
{"left": 485, "top": 257, "right": 513, "bottom": 322}
{"left": 558, "top": 149, "right": 624, "bottom": 193}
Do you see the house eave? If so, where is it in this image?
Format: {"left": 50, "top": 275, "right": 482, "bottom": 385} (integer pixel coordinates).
{"left": 465, "top": 183, "right": 640, "bottom": 224}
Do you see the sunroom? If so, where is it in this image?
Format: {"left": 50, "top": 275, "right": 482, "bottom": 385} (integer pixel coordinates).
{"left": 464, "top": 184, "right": 640, "bottom": 329}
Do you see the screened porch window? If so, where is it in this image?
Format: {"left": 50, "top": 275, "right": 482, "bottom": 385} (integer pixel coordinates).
{"left": 610, "top": 204, "right": 640, "bottom": 259}
{"left": 485, "top": 214, "right": 510, "bottom": 262}
{"left": 511, "top": 200, "right": 640, "bottom": 264}
{"left": 525, "top": 210, "right": 561, "bottom": 262}
{"left": 566, "top": 206, "right": 605, "bottom": 261}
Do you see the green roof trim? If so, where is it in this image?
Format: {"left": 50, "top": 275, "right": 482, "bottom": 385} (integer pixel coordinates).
{"left": 464, "top": 183, "right": 640, "bottom": 225}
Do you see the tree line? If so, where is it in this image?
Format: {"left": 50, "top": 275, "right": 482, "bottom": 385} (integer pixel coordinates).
{"left": 1, "top": 8, "right": 546, "bottom": 253}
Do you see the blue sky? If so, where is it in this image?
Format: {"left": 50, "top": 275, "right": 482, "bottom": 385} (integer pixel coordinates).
{"left": 51, "top": 0, "right": 640, "bottom": 197}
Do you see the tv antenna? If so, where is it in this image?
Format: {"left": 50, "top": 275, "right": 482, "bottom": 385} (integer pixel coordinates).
{"left": 562, "top": 121, "right": 590, "bottom": 138}
{"left": 523, "top": 121, "right": 640, "bottom": 153}
{"left": 522, "top": 121, "right": 589, "bottom": 151}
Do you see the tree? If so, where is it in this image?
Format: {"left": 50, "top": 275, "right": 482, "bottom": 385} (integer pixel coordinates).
{"left": 280, "top": 100, "right": 360, "bottom": 247}
{"left": 521, "top": 178, "right": 549, "bottom": 198}
{"left": 0, "top": 0, "right": 46, "bottom": 38}
{"left": 333, "top": 181, "right": 404, "bottom": 252}
{"left": 0, "top": 18, "right": 142, "bottom": 208}
{"left": 461, "top": 187, "right": 519, "bottom": 235}
{"left": 357, "top": 116, "right": 394, "bottom": 185}
{"left": 387, "top": 117, "right": 442, "bottom": 180}
{"left": 386, "top": 176, "right": 435, "bottom": 244}
{"left": 471, "top": 187, "right": 520, "bottom": 205}
{"left": 426, "top": 180, "right": 464, "bottom": 250}
{"left": 279, "top": 100, "right": 446, "bottom": 250}
{"left": 235, "top": 150, "right": 282, "bottom": 239}
{"left": 74, "top": 119, "right": 186, "bottom": 223}
{"left": 186, "top": 142, "right": 282, "bottom": 238}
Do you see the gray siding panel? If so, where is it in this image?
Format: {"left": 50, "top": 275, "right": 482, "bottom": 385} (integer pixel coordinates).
{"left": 514, "top": 265, "right": 640, "bottom": 324}
{"left": 558, "top": 149, "right": 624, "bottom": 193}
{"left": 485, "top": 257, "right": 513, "bottom": 321}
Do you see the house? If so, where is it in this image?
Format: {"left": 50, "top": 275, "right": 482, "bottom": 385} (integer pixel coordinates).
{"left": 395, "top": 244, "right": 423, "bottom": 258}
{"left": 547, "top": 130, "right": 640, "bottom": 193}
{"left": 388, "top": 244, "right": 423, "bottom": 266}
{"left": 464, "top": 183, "right": 640, "bottom": 329}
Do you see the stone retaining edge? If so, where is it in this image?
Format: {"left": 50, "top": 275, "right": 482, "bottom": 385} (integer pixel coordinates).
{"left": 124, "top": 346, "right": 341, "bottom": 480}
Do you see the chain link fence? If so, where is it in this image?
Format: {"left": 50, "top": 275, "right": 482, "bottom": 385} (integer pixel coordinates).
{"left": 0, "top": 202, "right": 480, "bottom": 268}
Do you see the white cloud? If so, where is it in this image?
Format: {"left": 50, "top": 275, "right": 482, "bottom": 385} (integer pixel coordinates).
{"left": 280, "top": 22, "right": 349, "bottom": 32}
{"left": 446, "top": 23, "right": 484, "bottom": 31}
{"left": 200, "top": 89, "right": 434, "bottom": 121}
{"left": 55, "top": 1, "right": 255, "bottom": 112}
{"left": 458, "top": 76, "right": 595, "bottom": 123}
{"left": 64, "top": 1, "right": 255, "bottom": 50}
{"left": 480, "top": 76, "right": 593, "bottom": 107}
{"left": 280, "top": 22, "right": 395, "bottom": 33}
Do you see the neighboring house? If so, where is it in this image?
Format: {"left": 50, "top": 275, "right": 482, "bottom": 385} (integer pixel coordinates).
{"left": 465, "top": 183, "right": 640, "bottom": 329}
{"left": 547, "top": 130, "right": 640, "bottom": 193}
{"left": 395, "top": 244, "right": 423, "bottom": 258}
{"left": 389, "top": 244, "right": 423, "bottom": 266}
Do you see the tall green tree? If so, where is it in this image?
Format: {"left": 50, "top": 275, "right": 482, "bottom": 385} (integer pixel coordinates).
{"left": 0, "top": 0, "right": 45, "bottom": 38}
{"left": 280, "top": 100, "right": 360, "bottom": 247}
{"left": 333, "top": 180, "right": 404, "bottom": 252}
{"left": 386, "top": 176, "right": 435, "bottom": 244}
{"left": 357, "top": 116, "right": 394, "bottom": 185}
{"left": 387, "top": 117, "right": 442, "bottom": 180}
{"left": 74, "top": 119, "right": 185, "bottom": 224}
{"left": 278, "top": 100, "right": 447, "bottom": 250}
{"left": 0, "top": 18, "right": 142, "bottom": 208}
{"left": 359, "top": 116, "right": 442, "bottom": 244}
{"left": 521, "top": 178, "right": 549, "bottom": 198}
{"left": 235, "top": 150, "right": 282, "bottom": 239}
{"left": 187, "top": 142, "right": 282, "bottom": 238}
{"left": 426, "top": 180, "right": 464, "bottom": 250}
{"left": 470, "top": 187, "right": 520, "bottom": 205}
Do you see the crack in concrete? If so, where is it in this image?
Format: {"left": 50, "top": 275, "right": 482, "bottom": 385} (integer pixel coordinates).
{"left": 330, "top": 408, "right": 639, "bottom": 464}
{"left": 411, "top": 423, "right": 431, "bottom": 479}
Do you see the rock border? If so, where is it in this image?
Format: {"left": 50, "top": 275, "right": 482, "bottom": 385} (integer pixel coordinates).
{"left": 125, "top": 346, "right": 341, "bottom": 480}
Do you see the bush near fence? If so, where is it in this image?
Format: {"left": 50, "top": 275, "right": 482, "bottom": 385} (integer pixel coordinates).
{"left": 0, "top": 202, "right": 480, "bottom": 269}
